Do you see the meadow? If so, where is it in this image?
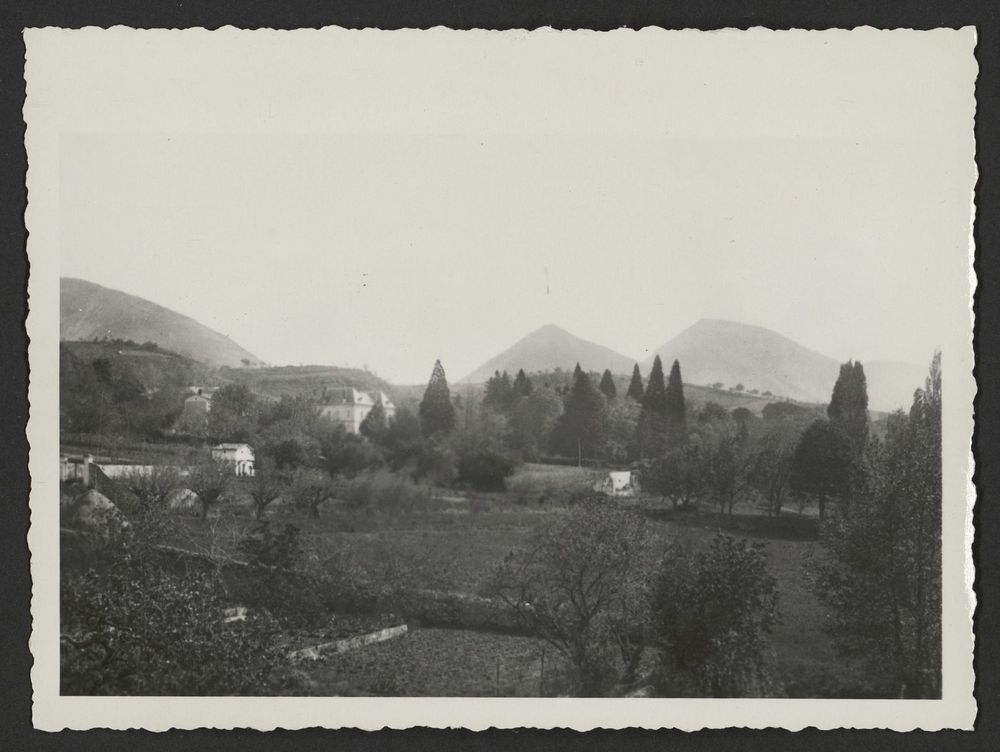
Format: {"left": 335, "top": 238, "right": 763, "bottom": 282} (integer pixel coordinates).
{"left": 155, "top": 461, "right": 858, "bottom": 697}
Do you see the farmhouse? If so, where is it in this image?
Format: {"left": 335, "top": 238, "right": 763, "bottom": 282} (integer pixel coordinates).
{"left": 594, "top": 470, "right": 639, "bottom": 498}
{"left": 211, "top": 443, "right": 256, "bottom": 476}
{"left": 318, "top": 388, "right": 396, "bottom": 434}
{"left": 60, "top": 454, "right": 93, "bottom": 484}
{"left": 177, "top": 387, "right": 216, "bottom": 434}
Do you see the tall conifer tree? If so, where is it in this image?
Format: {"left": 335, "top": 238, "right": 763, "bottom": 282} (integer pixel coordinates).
{"left": 828, "top": 360, "right": 870, "bottom": 456}
{"left": 599, "top": 369, "right": 617, "bottom": 401}
{"left": 551, "top": 363, "right": 608, "bottom": 462}
{"left": 419, "top": 360, "right": 456, "bottom": 436}
{"left": 626, "top": 364, "right": 645, "bottom": 402}
{"left": 513, "top": 368, "right": 533, "bottom": 398}
{"left": 359, "top": 394, "right": 388, "bottom": 442}
{"left": 664, "top": 359, "right": 688, "bottom": 447}
{"left": 638, "top": 356, "right": 668, "bottom": 457}
{"left": 483, "top": 370, "right": 513, "bottom": 412}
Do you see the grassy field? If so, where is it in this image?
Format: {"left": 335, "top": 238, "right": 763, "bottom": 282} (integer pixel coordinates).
{"left": 303, "top": 628, "right": 562, "bottom": 697}
{"left": 154, "top": 461, "right": 855, "bottom": 696}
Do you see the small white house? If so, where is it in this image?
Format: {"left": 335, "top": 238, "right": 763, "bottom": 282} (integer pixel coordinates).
{"left": 593, "top": 470, "right": 638, "bottom": 498}
{"left": 211, "top": 443, "right": 256, "bottom": 477}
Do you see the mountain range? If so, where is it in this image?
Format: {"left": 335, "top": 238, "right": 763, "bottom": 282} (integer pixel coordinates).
{"left": 60, "top": 278, "right": 261, "bottom": 369}
{"left": 460, "top": 324, "right": 636, "bottom": 385}
{"left": 642, "top": 318, "right": 925, "bottom": 411}
{"left": 463, "top": 319, "right": 925, "bottom": 412}
{"left": 60, "top": 277, "right": 927, "bottom": 412}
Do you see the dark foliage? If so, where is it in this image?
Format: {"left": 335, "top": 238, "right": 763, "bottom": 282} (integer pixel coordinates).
{"left": 457, "top": 447, "right": 517, "bottom": 491}
{"left": 598, "top": 369, "right": 617, "bottom": 401}
{"left": 654, "top": 534, "right": 779, "bottom": 697}
{"left": 664, "top": 359, "right": 688, "bottom": 448}
{"left": 549, "top": 364, "right": 609, "bottom": 461}
{"left": 626, "top": 363, "right": 645, "bottom": 402}
{"left": 513, "top": 368, "right": 533, "bottom": 398}
{"left": 359, "top": 395, "right": 389, "bottom": 442}
{"left": 638, "top": 356, "right": 667, "bottom": 458}
{"left": 419, "top": 359, "right": 457, "bottom": 436}
{"left": 827, "top": 360, "right": 870, "bottom": 456}
{"left": 789, "top": 419, "right": 853, "bottom": 520}
{"left": 813, "top": 353, "right": 942, "bottom": 698}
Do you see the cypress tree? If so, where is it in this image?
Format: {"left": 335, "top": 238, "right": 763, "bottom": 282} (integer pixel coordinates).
{"left": 638, "top": 356, "right": 668, "bottom": 457}
{"left": 419, "top": 360, "right": 456, "bottom": 436}
{"left": 599, "top": 369, "right": 617, "bottom": 401}
{"left": 828, "top": 360, "right": 869, "bottom": 456}
{"left": 626, "top": 363, "right": 645, "bottom": 402}
{"left": 664, "top": 359, "right": 687, "bottom": 447}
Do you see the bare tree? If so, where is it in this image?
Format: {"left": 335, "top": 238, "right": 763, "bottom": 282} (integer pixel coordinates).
{"left": 291, "top": 467, "right": 336, "bottom": 519}
{"left": 186, "top": 460, "right": 233, "bottom": 520}
{"left": 117, "top": 465, "right": 182, "bottom": 511}
{"left": 247, "top": 458, "right": 288, "bottom": 521}
{"left": 490, "top": 499, "right": 654, "bottom": 695}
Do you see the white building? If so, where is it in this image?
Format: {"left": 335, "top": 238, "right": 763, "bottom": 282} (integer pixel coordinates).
{"left": 317, "top": 388, "right": 396, "bottom": 434}
{"left": 211, "top": 443, "right": 256, "bottom": 477}
{"left": 593, "top": 470, "right": 639, "bottom": 497}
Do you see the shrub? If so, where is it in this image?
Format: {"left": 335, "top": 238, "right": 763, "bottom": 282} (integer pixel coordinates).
{"left": 456, "top": 447, "right": 516, "bottom": 491}
{"left": 653, "top": 533, "right": 779, "bottom": 697}
{"left": 411, "top": 439, "right": 458, "bottom": 486}
{"left": 237, "top": 521, "right": 302, "bottom": 568}
{"left": 61, "top": 564, "right": 283, "bottom": 695}
{"left": 319, "top": 426, "right": 383, "bottom": 477}
{"left": 333, "top": 470, "right": 432, "bottom": 514}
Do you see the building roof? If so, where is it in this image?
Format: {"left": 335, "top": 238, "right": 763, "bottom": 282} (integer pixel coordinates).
{"left": 320, "top": 387, "right": 395, "bottom": 409}
{"left": 212, "top": 443, "right": 253, "bottom": 451}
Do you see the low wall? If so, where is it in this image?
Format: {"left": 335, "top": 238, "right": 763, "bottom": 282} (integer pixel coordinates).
{"left": 288, "top": 624, "right": 409, "bottom": 661}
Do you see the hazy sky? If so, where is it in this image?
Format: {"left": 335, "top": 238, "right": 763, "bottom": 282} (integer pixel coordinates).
{"left": 52, "top": 28, "right": 975, "bottom": 383}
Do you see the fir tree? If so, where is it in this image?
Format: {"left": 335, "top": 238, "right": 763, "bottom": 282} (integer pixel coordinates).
{"left": 419, "top": 360, "right": 456, "bottom": 436}
{"left": 359, "top": 394, "right": 388, "bottom": 443}
{"left": 484, "top": 369, "right": 522, "bottom": 413}
{"left": 664, "top": 359, "right": 688, "bottom": 447}
{"left": 626, "top": 363, "right": 645, "bottom": 402}
{"left": 638, "top": 356, "right": 667, "bottom": 458}
{"left": 550, "top": 363, "right": 608, "bottom": 463}
{"left": 513, "top": 368, "right": 533, "bottom": 398}
{"left": 483, "top": 371, "right": 509, "bottom": 412}
{"left": 828, "top": 360, "right": 870, "bottom": 456}
{"left": 599, "top": 369, "right": 617, "bottom": 401}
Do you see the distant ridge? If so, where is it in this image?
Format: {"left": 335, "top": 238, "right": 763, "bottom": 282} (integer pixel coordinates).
{"left": 642, "top": 318, "right": 924, "bottom": 412}
{"left": 60, "top": 277, "right": 261, "bottom": 369}
{"left": 461, "top": 324, "right": 634, "bottom": 384}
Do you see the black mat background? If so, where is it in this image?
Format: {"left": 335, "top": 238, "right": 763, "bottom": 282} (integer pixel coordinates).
{"left": 1, "top": 2, "right": 997, "bottom": 750}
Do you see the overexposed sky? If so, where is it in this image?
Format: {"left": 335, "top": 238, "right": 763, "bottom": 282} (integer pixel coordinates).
{"left": 49, "top": 28, "right": 976, "bottom": 383}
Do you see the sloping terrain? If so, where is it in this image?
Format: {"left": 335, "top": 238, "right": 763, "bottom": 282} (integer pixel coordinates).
{"left": 221, "top": 365, "right": 396, "bottom": 402}
{"left": 462, "top": 324, "right": 635, "bottom": 384}
{"left": 642, "top": 319, "right": 921, "bottom": 411}
{"left": 61, "top": 277, "right": 261, "bottom": 369}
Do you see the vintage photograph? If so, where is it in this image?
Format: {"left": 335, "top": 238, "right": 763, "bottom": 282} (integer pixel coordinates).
{"left": 25, "top": 27, "right": 976, "bottom": 730}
